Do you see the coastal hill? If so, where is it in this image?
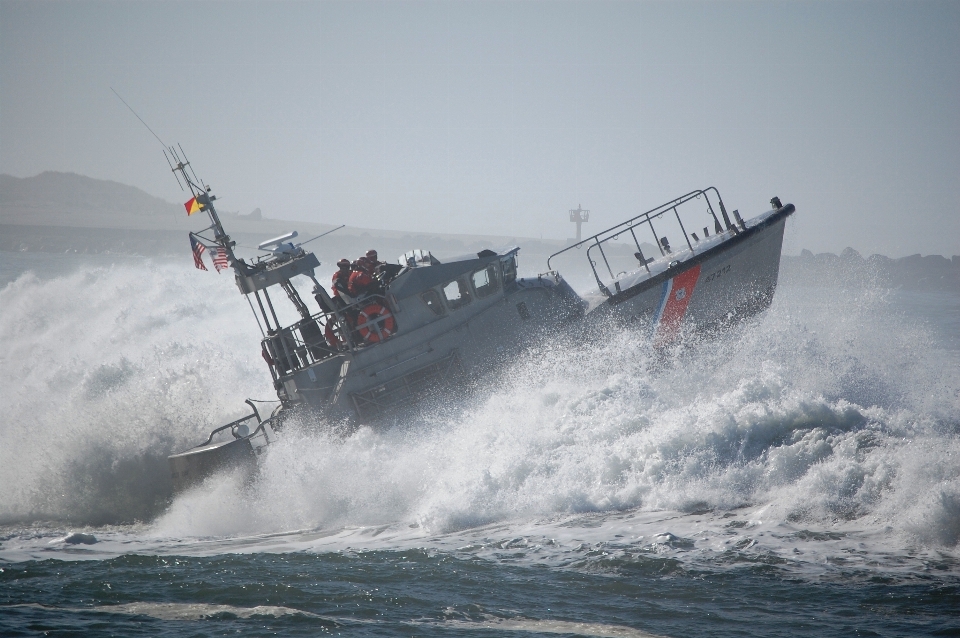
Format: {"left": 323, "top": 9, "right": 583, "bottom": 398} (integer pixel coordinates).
{"left": 2, "top": 172, "right": 957, "bottom": 291}
{"left": 0, "top": 171, "right": 523, "bottom": 241}
{"left": 0, "top": 171, "right": 181, "bottom": 225}
{"left": 0, "top": 171, "right": 575, "bottom": 273}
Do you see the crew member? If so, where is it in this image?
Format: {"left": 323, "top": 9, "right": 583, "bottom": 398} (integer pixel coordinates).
{"left": 348, "top": 256, "right": 377, "bottom": 297}
{"left": 365, "top": 249, "right": 385, "bottom": 269}
{"left": 365, "top": 248, "right": 402, "bottom": 284}
{"left": 331, "top": 258, "right": 352, "bottom": 302}
{"left": 326, "top": 258, "right": 354, "bottom": 349}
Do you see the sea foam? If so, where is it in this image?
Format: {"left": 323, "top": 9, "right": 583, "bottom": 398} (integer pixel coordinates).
{"left": 2, "top": 256, "right": 958, "bottom": 561}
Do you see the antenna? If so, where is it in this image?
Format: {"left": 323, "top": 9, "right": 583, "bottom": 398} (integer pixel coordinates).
{"left": 179, "top": 144, "right": 205, "bottom": 190}
{"left": 111, "top": 101, "right": 240, "bottom": 273}
{"left": 110, "top": 88, "right": 167, "bottom": 150}
{"left": 164, "top": 149, "right": 186, "bottom": 191}
{"left": 165, "top": 145, "right": 204, "bottom": 197}
{"left": 297, "top": 224, "right": 346, "bottom": 248}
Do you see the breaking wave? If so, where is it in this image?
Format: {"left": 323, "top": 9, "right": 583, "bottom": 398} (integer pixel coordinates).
{"left": 0, "top": 259, "right": 274, "bottom": 524}
{"left": 1, "top": 255, "right": 959, "bottom": 553}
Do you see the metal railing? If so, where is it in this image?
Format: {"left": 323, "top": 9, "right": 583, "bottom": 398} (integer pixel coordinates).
{"left": 194, "top": 404, "right": 278, "bottom": 449}
{"left": 547, "top": 187, "right": 737, "bottom": 296}
{"left": 262, "top": 293, "right": 397, "bottom": 378}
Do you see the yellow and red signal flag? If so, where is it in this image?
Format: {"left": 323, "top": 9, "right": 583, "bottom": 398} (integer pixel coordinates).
{"left": 184, "top": 196, "right": 203, "bottom": 216}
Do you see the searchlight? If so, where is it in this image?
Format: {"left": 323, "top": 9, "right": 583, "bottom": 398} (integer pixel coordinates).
{"left": 258, "top": 231, "right": 298, "bottom": 252}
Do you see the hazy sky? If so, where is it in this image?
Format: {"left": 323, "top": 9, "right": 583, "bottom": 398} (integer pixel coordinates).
{"left": 2, "top": 0, "right": 958, "bottom": 257}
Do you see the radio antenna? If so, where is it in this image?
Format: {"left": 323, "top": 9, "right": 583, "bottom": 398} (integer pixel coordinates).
{"left": 179, "top": 143, "right": 206, "bottom": 190}
{"left": 110, "top": 87, "right": 167, "bottom": 150}
{"left": 297, "top": 224, "right": 346, "bottom": 248}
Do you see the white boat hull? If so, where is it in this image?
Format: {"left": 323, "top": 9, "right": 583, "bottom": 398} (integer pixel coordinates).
{"left": 588, "top": 205, "right": 793, "bottom": 342}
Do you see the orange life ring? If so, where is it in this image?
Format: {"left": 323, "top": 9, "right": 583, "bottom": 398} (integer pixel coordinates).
{"left": 357, "top": 303, "right": 395, "bottom": 343}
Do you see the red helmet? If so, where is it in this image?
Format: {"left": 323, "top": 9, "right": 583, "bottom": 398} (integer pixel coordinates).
{"left": 337, "top": 258, "right": 350, "bottom": 268}
{"left": 365, "top": 249, "right": 378, "bottom": 261}
{"left": 356, "top": 256, "right": 373, "bottom": 272}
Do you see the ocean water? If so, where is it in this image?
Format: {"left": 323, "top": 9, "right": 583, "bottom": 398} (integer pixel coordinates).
{"left": 1, "top": 250, "right": 959, "bottom": 637}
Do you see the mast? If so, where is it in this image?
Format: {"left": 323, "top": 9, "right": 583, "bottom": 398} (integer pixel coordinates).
{"left": 163, "top": 145, "right": 355, "bottom": 407}
{"left": 164, "top": 145, "right": 240, "bottom": 270}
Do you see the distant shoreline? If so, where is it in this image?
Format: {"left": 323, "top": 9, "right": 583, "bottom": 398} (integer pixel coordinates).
{"left": 779, "top": 248, "right": 959, "bottom": 292}
{"left": 3, "top": 172, "right": 957, "bottom": 292}
{"left": 3, "top": 223, "right": 957, "bottom": 293}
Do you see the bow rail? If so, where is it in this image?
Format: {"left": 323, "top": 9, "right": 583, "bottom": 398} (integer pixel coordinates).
{"left": 547, "top": 187, "right": 740, "bottom": 296}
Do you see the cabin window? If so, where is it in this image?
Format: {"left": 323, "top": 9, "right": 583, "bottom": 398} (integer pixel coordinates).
{"left": 472, "top": 264, "right": 500, "bottom": 298}
{"left": 442, "top": 279, "right": 472, "bottom": 310}
{"left": 501, "top": 255, "right": 517, "bottom": 285}
{"left": 420, "top": 289, "right": 445, "bottom": 316}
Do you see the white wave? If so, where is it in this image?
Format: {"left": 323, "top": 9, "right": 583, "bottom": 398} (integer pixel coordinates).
{"left": 1, "top": 255, "right": 959, "bottom": 572}
{"left": 3, "top": 602, "right": 659, "bottom": 635}
{"left": 2, "top": 602, "right": 330, "bottom": 621}
{"left": 0, "top": 259, "right": 274, "bottom": 524}
{"left": 434, "top": 616, "right": 665, "bottom": 637}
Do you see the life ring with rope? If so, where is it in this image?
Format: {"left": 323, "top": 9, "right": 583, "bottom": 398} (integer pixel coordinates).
{"left": 357, "top": 302, "right": 396, "bottom": 343}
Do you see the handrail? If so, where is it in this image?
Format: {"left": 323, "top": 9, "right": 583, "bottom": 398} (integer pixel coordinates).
{"left": 546, "top": 187, "right": 731, "bottom": 295}
{"left": 247, "top": 413, "right": 279, "bottom": 444}
{"left": 547, "top": 187, "right": 726, "bottom": 270}
{"left": 244, "top": 398, "right": 261, "bottom": 422}
{"left": 262, "top": 292, "right": 396, "bottom": 376}
{"left": 196, "top": 413, "right": 259, "bottom": 448}
{"left": 193, "top": 407, "right": 283, "bottom": 449}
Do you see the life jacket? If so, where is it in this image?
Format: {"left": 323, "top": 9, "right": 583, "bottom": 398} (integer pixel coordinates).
{"left": 332, "top": 270, "right": 360, "bottom": 307}
{"left": 331, "top": 269, "right": 351, "bottom": 297}
{"left": 348, "top": 270, "right": 375, "bottom": 297}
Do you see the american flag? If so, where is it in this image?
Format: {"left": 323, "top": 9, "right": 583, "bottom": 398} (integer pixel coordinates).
{"left": 212, "top": 246, "right": 229, "bottom": 272}
{"left": 189, "top": 235, "right": 208, "bottom": 271}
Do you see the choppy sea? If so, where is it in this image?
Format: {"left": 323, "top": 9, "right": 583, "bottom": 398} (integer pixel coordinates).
{"left": 1, "top": 250, "right": 958, "bottom": 637}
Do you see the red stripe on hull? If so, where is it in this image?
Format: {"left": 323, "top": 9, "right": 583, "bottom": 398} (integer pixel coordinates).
{"left": 654, "top": 264, "right": 702, "bottom": 345}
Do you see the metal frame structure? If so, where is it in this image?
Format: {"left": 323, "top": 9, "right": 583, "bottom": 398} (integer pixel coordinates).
{"left": 166, "top": 147, "right": 372, "bottom": 402}
{"left": 259, "top": 293, "right": 397, "bottom": 383}
{"left": 547, "top": 187, "right": 738, "bottom": 296}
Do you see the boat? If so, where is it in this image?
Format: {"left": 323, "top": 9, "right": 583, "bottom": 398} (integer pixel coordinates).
{"left": 164, "top": 148, "right": 794, "bottom": 493}
{"left": 553, "top": 189, "right": 795, "bottom": 345}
